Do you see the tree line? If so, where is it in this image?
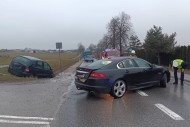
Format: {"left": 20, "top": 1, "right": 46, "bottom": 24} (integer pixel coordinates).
{"left": 77, "top": 11, "right": 189, "bottom": 66}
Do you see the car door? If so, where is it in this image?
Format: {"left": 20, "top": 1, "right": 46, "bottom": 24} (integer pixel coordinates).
{"left": 43, "top": 62, "right": 53, "bottom": 77}
{"left": 133, "top": 58, "right": 158, "bottom": 86}
{"left": 32, "top": 61, "right": 44, "bottom": 77}
{"left": 117, "top": 58, "right": 142, "bottom": 89}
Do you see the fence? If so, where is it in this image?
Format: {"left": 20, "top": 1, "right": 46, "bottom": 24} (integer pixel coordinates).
{"left": 136, "top": 46, "right": 190, "bottom": 68}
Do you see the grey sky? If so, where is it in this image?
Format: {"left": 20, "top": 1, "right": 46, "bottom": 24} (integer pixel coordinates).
{"left": 0, "top": 0, "right": 189, "bottom": 50}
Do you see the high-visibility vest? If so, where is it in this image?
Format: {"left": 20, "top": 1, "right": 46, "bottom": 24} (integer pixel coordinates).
{"left": 173, "top": 59, "right": 183, "bottom": 69}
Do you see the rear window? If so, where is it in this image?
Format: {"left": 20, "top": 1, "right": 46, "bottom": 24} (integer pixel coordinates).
{"left": 107, "top": 51, "right": 120, "bottom": 56}
{"left": 87, "top": 59, "right": 112, "bottom": 69}
{"left": 85, "top": 52, "right": 92, "bottom": 55}
{"left": 12, "top": 56, "right": 31, "bottom": 66}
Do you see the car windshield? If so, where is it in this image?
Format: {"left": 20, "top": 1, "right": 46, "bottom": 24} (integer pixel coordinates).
{"left": 85, "top": 52, "right": 92, "bottom": 55}
{"left": 87, "top": 59, "right": 112, "bottom": 69}
{"left": 86, "top": 54, "right": 93, "bottom": 57}
{"left": 107, "top": 51, "right": 120, "bottom": 56}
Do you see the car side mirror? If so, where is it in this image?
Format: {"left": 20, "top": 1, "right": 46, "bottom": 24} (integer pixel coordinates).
{"left": 151, "top": 64, "right": 155, "bottom": 68}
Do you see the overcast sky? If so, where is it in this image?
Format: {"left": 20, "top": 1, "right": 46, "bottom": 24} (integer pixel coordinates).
{"left": 0, "top": 0, "right": 189, "bottom": 50}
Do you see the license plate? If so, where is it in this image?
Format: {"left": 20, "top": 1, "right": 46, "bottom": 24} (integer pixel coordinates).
{"left": 79, "top": 79, "right": 86, "bottom": 82}
{"left": 77, "top": 74, "right": 85, "bottom": 78}
{"left": 76, "top": 74, "right": 86, "bottom": 82}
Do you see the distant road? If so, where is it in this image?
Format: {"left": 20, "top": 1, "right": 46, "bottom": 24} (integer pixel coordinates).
{"left": 0, "top": 65, "right": 9, "bottom": 68}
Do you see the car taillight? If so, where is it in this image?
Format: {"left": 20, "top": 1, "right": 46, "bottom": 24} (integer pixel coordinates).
{"left": 24, "top": 68, "right": 30, "bottom": 72}
{"left": 90, "top": 72, "right": 106, "bottom": 78}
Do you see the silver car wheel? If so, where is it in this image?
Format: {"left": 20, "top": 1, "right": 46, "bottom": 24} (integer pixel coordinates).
{"left": 113, "top": 80, "right": 126, "bottom": 98}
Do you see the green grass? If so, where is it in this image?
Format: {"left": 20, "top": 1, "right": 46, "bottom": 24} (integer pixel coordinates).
{"left": 0, "top": 51, "right": 81, "bottom": 82}
{"left": 0, "top": 67, "right": 36, "bottom": 82}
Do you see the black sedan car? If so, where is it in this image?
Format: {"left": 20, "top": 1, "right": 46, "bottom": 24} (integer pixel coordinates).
{"left": 75, "top": 57, "right": 170, "bottom": 98}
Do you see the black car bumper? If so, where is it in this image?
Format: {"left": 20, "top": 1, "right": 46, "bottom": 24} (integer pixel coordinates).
{"left": 75, "top": 81, "right": 112, "bottom": 93}
{"left": 9, "top": 69, "right": 31, "bottom": 77}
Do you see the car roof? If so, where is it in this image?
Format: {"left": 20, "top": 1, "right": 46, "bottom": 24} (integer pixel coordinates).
{"left": 105, "top": 49, "right": 119, "bottom": 52}
{"left": 21, "top": 56, "right": 43, "bottom": 61}
{"left": 105, "top": 56, "right": 137, "bottom": 62}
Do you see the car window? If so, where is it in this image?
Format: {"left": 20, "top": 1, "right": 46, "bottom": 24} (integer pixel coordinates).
{"left": 107, "top": 51, "right": 120, "bottom": 56}
{"left": 123, "top": 59, "right": 135, "bottom": 68}
{"left": 134, "top": 59, "right": 152, "bottom": 68}
{"left": 118, "top": 59, "right": 135, "bottom": 68}
{"left": 13, "top": 56, "right": 31, "bottom": 66}
{"left": 117, "top": 62, "right": 124, "bottom": 68}
{"left": 87, "top": 59, "right": 112, "bottom": 69}
{"left": 13, "top": 62, "right": 22, "bottom": 68}
{"left": 35, "top": 61, "right": 43, "bottom": 69}
{"left": 44, "top": 62, "right": 51, "bottom": 70}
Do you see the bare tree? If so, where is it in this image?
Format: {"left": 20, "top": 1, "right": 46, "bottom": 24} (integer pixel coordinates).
{"left": 98, "top": 34, "right": 111, "bottom": 50}
{"left": 77, "top": 43, "right": 85, "bottom": 53}
{"left": 108, "top": 12, "right": 132, "bottom": 56}
{"left": 107, "top": 17, "right": 119, "bottom": 49}
{"left": 88, "top": 43, "right": 96, "bottom": 52}
{"left": 116, "top": 12, "right": 132, "bottom": 55}
{"left": 97, "top": 11, "right": 133, "bottom": 56}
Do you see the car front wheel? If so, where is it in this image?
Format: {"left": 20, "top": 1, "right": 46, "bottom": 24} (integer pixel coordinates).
{"left": 110, "top": 80, "right": 126, "bottom": 99}
{"left": 160, "top": 73, "right": 167, "bottom": 88}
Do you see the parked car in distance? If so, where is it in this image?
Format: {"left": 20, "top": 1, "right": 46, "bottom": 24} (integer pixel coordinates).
{"left": 75, "top": 57, "right": 170, "bottom": 98}
{"left": 8, "top": 56, "right": 54, "bottom": 78}
{"left": 82, "top": 48, "right": 94, "bottom": 62}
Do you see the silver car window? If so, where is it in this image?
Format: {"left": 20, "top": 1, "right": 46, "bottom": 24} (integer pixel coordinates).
{"left": 117, "top": 59, "right": 135, "bottom": 68}
{"left": 134, "top": 59, "right": 151, "bottom": 68}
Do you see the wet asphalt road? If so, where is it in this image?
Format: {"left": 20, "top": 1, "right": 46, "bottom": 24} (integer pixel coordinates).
{"left": 1, "top": 61, "right": 190, "bottom": 127}
{"left": 53, "top": 81, "right": 190, "bottom": 127}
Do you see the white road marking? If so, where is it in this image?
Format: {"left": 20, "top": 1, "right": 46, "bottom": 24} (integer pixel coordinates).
{"left": 0, "top": 115, "right": 54, "bottom": 121}
{"left": 155, "top": 104, "right": 184, "bottom": 120}
{"left": 137, "top": 90, "right": 148, "bottom": 96}
{"left": 0, "top": 119, "right": 49, "bottom": 125}
{"left": 0, "top": 115, "right": 53, "bottom": 126}
{"left": 0, "top": 73, "right": 8, "bottom": 76}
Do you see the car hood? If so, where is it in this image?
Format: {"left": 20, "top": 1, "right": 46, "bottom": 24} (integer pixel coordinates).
{"left": 155, "top": 65, "right": 168, "bottom": 71}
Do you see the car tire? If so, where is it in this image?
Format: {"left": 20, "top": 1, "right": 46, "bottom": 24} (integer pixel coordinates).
{"left": 88, "top": 91, "right": 95, "bottom": 95}
{"left": 32, "top": 73, "right": 36, "bottom": 78}
{"left": 110, "top": 79, "right": 127, "bottom": 99}
{"left": 49, "top": 74, "right": 54, "bottom": 78}
{"left": 160, "top": 73, "right": 167, "bottom": 88}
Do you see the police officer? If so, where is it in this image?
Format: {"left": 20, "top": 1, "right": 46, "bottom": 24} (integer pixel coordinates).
{"left": 172, "top": 59, "right": 188, "bottom": 85}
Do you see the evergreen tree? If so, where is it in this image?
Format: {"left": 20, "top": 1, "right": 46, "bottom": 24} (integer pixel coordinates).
{"left": 129, "top": 35, "right": 142, "bottom": 50}
{"left": 144, "top": 25, "right": 177, "bottom": 64}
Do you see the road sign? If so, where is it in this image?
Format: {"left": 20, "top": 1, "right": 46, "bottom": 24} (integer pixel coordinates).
{"left": 56, "top": 42, "right": 62, "bottom": 71}
{"left": 56, "top": 42, "right": 62, "bottom": 49}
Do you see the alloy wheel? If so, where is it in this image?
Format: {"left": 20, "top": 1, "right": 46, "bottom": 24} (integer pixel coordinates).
{"left": 112, "top": 80, "right": 126, "bottom": 98}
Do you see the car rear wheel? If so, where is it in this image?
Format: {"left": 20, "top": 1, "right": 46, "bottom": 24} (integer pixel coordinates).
{"left": 110, "top": 80, "right": 126, "bottom": 99}
{"left": 160, "top": 73, "right": 167, "bottom": 88}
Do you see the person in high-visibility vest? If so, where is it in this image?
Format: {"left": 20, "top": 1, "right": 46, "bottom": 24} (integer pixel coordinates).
{"left": 172, "top": 59, "right": 188, "bottom": 85}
